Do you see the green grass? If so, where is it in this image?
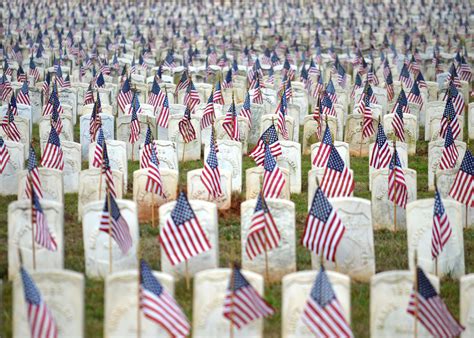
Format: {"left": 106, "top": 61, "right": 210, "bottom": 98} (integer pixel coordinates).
{"left": 1, "top": 122, "right": 473, "bottom": 338}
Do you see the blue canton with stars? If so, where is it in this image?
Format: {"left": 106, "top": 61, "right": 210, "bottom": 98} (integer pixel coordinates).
{"left": 460, "top": 150, "right": 473, "bottom": 175}
{"left": 171, "top": 192, "right": 196, "bottom": 226}
{"left": 310, "top": 266, "right": 337, "bottom": 307}
{"left": 309, "top": 188, "right": 333, "bottom": 222}
{"left": 20, "top": 267, "right": 42, "bottom": 305}
{"left": 327, "top": 146, "right": 345, "bottom": 172}
{"left": 229, "top": 267, "right": 250, "bottom": 291}
{"left": 140, "top": 259, "right": 164, "bottom": 296}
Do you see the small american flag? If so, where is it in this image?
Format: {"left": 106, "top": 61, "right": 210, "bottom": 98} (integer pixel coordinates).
{"left": 301, "top": 187, "right": 345, "bottom": 262}
{"left": 175, "top": 72, "right": 190, "bottom": 92}
{"left": 392, "top": 101, "right": 405, "bottom": 143}
{"left": 370, "top": 122, "right": 391, "bottom": 169}
{"left": 183, "top": 81, "right": 200, "bottom": 112}
{"left": 157, "top": 93, "right": 170, "bottom": 128}
{"left": 92, "top": 128, "right": 105, "bottom": 168}
{"left": 222, "top": 68, "right": 233, "bottom": 88}
{"left": 449, "top": 150, "right": 473, "bottom": 207}
{"left": 351, "top": 73, "right": 362, "bottom": 99}
{"left": 359, "top": 94, "right": 375, "bottom": 139}
{"left": 145, "top": 145, "right": 164, "bottom": 196}
{"left": 439, "top": 97, "right": 460, "bottom": 140}
{"left": 201, "top": 129, "right": 223, "bottom": 198}
{"left": 95, "top": 72, "right": 105, "bottom": 88}
{"left": 41, "top": 73, "right": 51, "bottom": 99}
{"left": 223, "top": 266, "right": 274, "bottom": 329}
{"left": 262, "top": 144, "right": 285, "bottom": 199}
{"left": 321, "top": 91, "right": 336, "bottom": 117}
{"left": 312, "top": 75, "right": 324, "bottom": 99}
{"left": 336, "top": 63, "right": 347, "bottom": 87}
{"left": 313, "top": 124, "right": 333, "bottom": 168}
{"left": 140, "top": 126, "right": 156, "bottom": 169}
{"left": 408, "top": 55, "right": 420, "bottom": 74}
{"left": 431, "top": 188, "right": 452, "bottom": 259}
{"left": 99, "top": 192, "right": 133, "bottom": 254}
{"left": 213, "top": 80, "right": 225, "bottom": 105}
{"left": 28, "top": 57, "right": 40, "bottom": 82}
{"left": 200, "top": 91, "right": 215, "bottom": 130}
{"left": 178, "top": 106, "right": 196, "bottom": 143}
{"left": 0, "top": 73, "right": 13, "bottom": 102}
{"left": 1, "top": 105, "right": 21, "bottom": 142}
{"left": 32, "top": 191, "right": 58, "bottom": 251}
{"left": 50, "top": 99, "right": 63, "bottom": 135}
{"left": 321, "top": 145, "right": 354, "bottom": 198}
{"left": 140, "top": 259, "right": 191, "bottom": 336}
{"left": 129, "top": 95, "right": 141, "bottom": 144}
{"left": 388, "top": 148, "right": 408, "bottom": 208}
{"left": 148, "top": 77, "right": 166, "bottom": 113}
{"left": 17, "top": 81, "right": 31, "bottom": 106}
{"left": 43, "top": 86, "right": 64, "bottom": 116}
{"left": 407, "top": 80, "right": 423, "bottom": 106}
{"left": 117, "top": 77, "right": 133, "bottom": 112}
{"left": 223, "top": 100, "right": 240, "bottom": 141}
{"left": 83, "top": 84, "right": 95, "bottom": 105}
{"left": 16, "top": 66, "right": 27, "bottom": 82}
{"left": 159, "top": 191, "right": 211, "bottom": 265}
{"left": 444, "top": 82, "right": 465, "bottom": 116}
{"left": 385, "top": 71, "right": 394, "bottom": 102}
{"left": 0, "top": 136, "right": 10, "bottom": 174}
{"left": 459, "top": 56, "right": 472, "bottom": 82}
{"left": 20, "top": 267, "right": 58, "bottom": 338}
{"left": 26, "top": 147, "right": 43, "bottom": 199}
{"left": 415, "top": 71, "right": 427, "bottom": 89}
{"left": 325, "top": 80, "right": 338, "bottom": 104}
{"left": 276, "top": 91, "right": 289, "bottom": 140}
{"left": 252, "top": 77, "right": 263, "bottom": 104}
{"left": 399, "top": 63, "right": 413, "bottom": 88}
{"left": 245, "top": 192, "right": 281, "bottom": 260}
{"left": 367, "top": 63, "right": 379, "bottom": 85}
{"left": 438, "top": 124, "right": 459, "bottom": 170}
{"left": 127, "top": 91, "right": 143, "bottom": 116}
{"left": 446, "top": 64, "right": 462, "bottom": 89}
{"left": 101, "top": 142, "right": 117, "bottom": 198}
{"left": 239, "top": 91, "right": 252, "bottom": 126}
{"left": 407, "top": 267, "right": 464, "bottom": 337}
{"left": 302, "top": 266, "right": 353, "bottom": 337}
{"left": 8, "top": 94, "right": 18, "bottom": 116}
{"left": 41, "top": 127, "right": 64, "bottom": 170}
{"left": 249, "top": 125, "right": 282, "bottom": 166}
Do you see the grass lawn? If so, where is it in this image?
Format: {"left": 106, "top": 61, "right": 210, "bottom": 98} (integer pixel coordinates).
{"left": 0, "top": 122, "right": 473, "bottom": 337}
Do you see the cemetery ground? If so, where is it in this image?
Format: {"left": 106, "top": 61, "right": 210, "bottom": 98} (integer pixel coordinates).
{"left": 1, "top": 124, "right": 473, "bottom": 337}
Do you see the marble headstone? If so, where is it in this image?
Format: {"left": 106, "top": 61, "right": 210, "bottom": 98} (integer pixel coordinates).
{"left": 427, "top": 139, "right": 466, "bottom": 190}
{"left": 187, "top": 169, "right": 232, "bottom": 210}
{"left": 0, "top": 140, "right": 24, "bottom": 195}
{"left": 17, "top": 168, "right": 64, "bottom": 204}
{"left": 204, "top": 140, "right": 242, "bottom": 193}
{"left": 277, "top": 141, "right": 301, "bottom": 193}
{"left": 368, "top": 141, "right": 408, "bottom": 190}
{"left": 246, "top": 166, "right": 291, "bottom": 200}
{"left": 311, "top": 141, "right": 350, "bottom": 169}
{"left": 168, "top": 114, "right": 201, "bottom": 162}
{"left": 460, "top": 274, "right": 474, "bottom": 338}
{"left": 383, "top": 113, "right": 418, "bottom": 155}
{"left": 344, "top": 114, "right": 376, "bottom": 156}
{"left": 79, "top": 113, "right": 115, "bottom": 160}
{"left": 61, "top": 141, "right": 82, "bottom": 193}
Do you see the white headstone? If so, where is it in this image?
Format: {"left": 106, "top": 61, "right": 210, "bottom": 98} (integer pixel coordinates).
{"left": 311, "top": 197, "right": 375, "bottom": 282}
{"left": 427, "top": 139, "right": 466, "bottom": 190}
{"left": 82, "top": 199, "right": 139, "bottom": 278}
{"left": 246, "top": 166, "right": 291, "bottom": 200}
{"left": 168, "top": 114, "right": 201, "bottom": 162}
{"left": 370, "top": 271, "right": 439, "bottom": 338}
{"left": 282, "top": 270, "right": 351, "bottom": 338}
{"left": 261, "top": 114, "right": 295, "bottom": 142}
{"left": 469, "top": 103, "right": 474, "bottom": 140}
{"left": 38, "top": 114, "right": 74, "bottom": 148}
{"left": 215, "top": 115, "right": 250, "bottom": 154}
{"left": 117, "top": 114, "right": 157, "bottom": 160}
{"left": 13, "top": 269, "right": 84, "bottom": 338}
{"left": 193, "top": 268, "right": 265, "bottom": 338}
{"left": 307, "top": 168, "right": 355, "bottom": 209}
{"left": 368, "top": 141, "right": 408, "bottom": 190}
{"left": 344, "top": 114, "right": 376, "bottom": 156}
{"left": 160, "top": 200, "right": 219, "bottom": 278}
{"left": 407, "top": 199, "right": 465, "bottom": 278}
{"left": 79, "top": 113, "right": 115, "bottom": 160}
{"left": 241, "top": 199, "right": 296, "bottom": 282}
{"left": 249, "top": 103, "right": 265, "bottom": 144}
{"left": 8, "top": 200, "right": 64, "bottom": 280}
{"left": 0, "top": 140, "right": 24, "bottom": 195}
{"left": 311, "top": 141, "right": 350, "bottom": 169}
{"left": 383, "top": 113, "right": 418, "bottom": 155}
{"left": 0, "top": 115, "right": 30, "bottom": 147}
{"left": 371, "top": 168, "right": 417, "bottom": 230}
{"left": 460, "top": 274, "right": 474, "bottom": 337}
{"left": 89, "top": 140, "right": 128, "bottom": 192}
{"left": 60, "top": 141, "right": 81, "bottom": 193}
{"left": 104, "top": 270, "right": 174, "bottom": 337}
{"left": 187, "top": 168, "right": 232, "bottom": 210}
{"left": 204, "top": 140, "right": 242, "bottom": 193}
{"left": 17, "top": 168, "right": 64, "bottom": 204}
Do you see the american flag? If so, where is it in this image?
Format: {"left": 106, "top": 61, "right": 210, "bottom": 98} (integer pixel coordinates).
{"left": 148, "top": 77, "right": 166, "bottom": 113}
{"left": 399, "top": 63, "right": 413, "bottom": 89}
{"left": 201, "top": 91, "right": 215, "bottom": 130}
{"left": 223, "top": 100, "right": 240, "bottom": 141}
{"left": 351, "top": 73, "right": 362, "bottom": 99}
{"left": 370, "top": 122, "right": 391, "bottom": 169}
{"left": 321, "top": 145, "right": 354, "bottom": 198}
{"left": 439, "top": 97, "right": 460, "bottom": 140}
{"left": 245, "top": 192, "right": 281, "bottom": 260}
{"left": 313, "top": 124, "right": 333, "bottom": 168}
{"left": 175, "top": 72, "right": 190, "bottom": 92}
{"left": 164, "top": 51, "right": 176, "bottom": 69}
{"left": 249, "top": 125, "right": 282, "bottom": 166}
{"left": 302, "top": 266, "right": 353, "bottom": 337}
{"left": 446, "top": 64, "right": 462, "bottom": 89}
{"left": 20, "top": 267, "right": 58, "bottom": 338}
{"left": 431, "top": 188, "right": 452, "bottom": 259}
{"left": 407, "top": 267, "right": 464, "bottom": 337}
{"left": 391, "top": 88, "right": 410, "bottom": 115}
{"left": 99, "top": 192, "right": 133, "bottom": 254}
{"left": 89, "top": 100, "right": 102, "bottom": 142}
{"left": 407, "top": 80, "right": 423, "bottom": 106}
{"left": 101, "top": 142, "right": 117, "bottom": 198}
{"left": 28, "top": 57, "right": 40, "bottom": 82}
{"left": 95, "top": 72, "right": 105, "bottom": 88}
{"left": 213, "top": 81, "right": 225, "bottom": 105}
{"left": 336, "top": 64, "right": 347, "bottom": 88}
{"left": 0, "top": 74, "right": 13, "bottom": 102}
{"left": 157, "top": 93, "right": 170, "bottom": 128}
{"left": 43, "top": 86, "right": 64, "bottom": 116}
{"left": 1, "top": 105, "right": 21, "bottom": 142}
{"left": 117, "top": 77, "right": 133, "bottom": 112}
{"left": 392, "top": 100, "right": 405, "bottom": 143}
{"left": 17, "top": 81, "right": 31, "bottom": 106}
{"left": 438, "top": 124, "right": 459, "bottom": 170}
{"left": 276, "top": 90, "right": 289, "bottom": 140}
{"left": 252, "top": 77, "right": 263, "bottom": 104}
{"left": 308, "top": 59, "right": 319, "bottom": 76}
{"left": 32, "top": 191, "right": 58, "bottom": 251}
{"left": 239, "top": 91, "right": 252, "bottom": 126}
{"left": 8, "top": 94, "right": 18, "bottom": 116}
{"left": 367, "top": 64, "right": 379, "bottom": 85}
{"left": 449, "top": 150, "right": 473, "bottom": 207}
{"left": 415, "top": 71, "right": 427, "bottom": 89}
{"left": 139, "top": 259, "right": 190, "bottom": 336}
{"left": 129, "top": 96, "right": 141, "bottom": 144}
{"left": 383, "top": 59, "right": 391, "bottom": 80}
{"left": 262, "top": 144, "right": 285, "bottom": 199}
{"left": 325, "top": 80, "right": 338, "bottom": 104}
{"left": 41, "top": 127, "right": 64, "bottom": 170}
{"left": 55, "top": 64, "right": 65, "bottom": 88}
{"left": 408, "top": 55, "right": 420, "bottom": 74}
{"left": 178, "top": 106, "right": 196, "bottom": 143}
{"left": 140, "top": 126, "right": 156, "bottom": 169}
{"left": 444, "top": 82, "right": 465, "bottom": 116}
{"left": 41, "top": 73, "right": 51, "bottom": 98}
{"left": 92, "top": 127, "right": 106, "bottom": 168}
{"left": 223, "top": 266, "right": 274, "bottom": 329}
{"left": 321, "top": 92, "right": 336, "bottom": 117}
{"left": 386, "top": 72, "right": 394, "bottom": 102}
{"left": 388, "top": 147, "right": 408, "bottom": 208}
{"left": 159, "top": 191, "right": 211, "bottom": 265}
{"left": 359, "top": 94, "right": 375, "bottom": 139}
{"left": 26, "top": 147, "right": 43, "bottom": 199}
{"left": 127, "top": 92, "right": 143, "bottom": 116}
{"left": 183, "top": 81, "right": 200, "bottom": 112}
{"left": 145, "top": 145, "right": 164, "bottom": 196}
{"left": 301, "top": 187, "right": 345, "bottom": 261}
{"left": 83, "top": 84, "right": 95, "bottom": 105}
{"left": 51, "top": 98, "right": 63, "bottom": 135}
{"left": 222, "top": 68, "right": 233, "bottom": 88}
{"left": 313, "top": 75, "right": 324, "bottom": 99}
{"left": 17, "top": 65, "right": 27, "bottom": 82}
{"left": 458, "top": 56, "right": 472, "bottom": 82}
{"left": 201, "top": 129, "right": 223, "bottom": 198}
{"left": 0, "top": 136, "right": 10, "bottom": 174}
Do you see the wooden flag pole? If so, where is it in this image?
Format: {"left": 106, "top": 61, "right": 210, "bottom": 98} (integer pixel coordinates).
{"left": 29, "top": 173, "right": 36, "bottom": 270}
{"left": 393, "top": 140, "right": 397, "bottom": 232}
{"left": 107, "top": 188, "right": 113, "bottom": 274}
{"left": 414, "top": 250, "right": 419, "bottom": 338}
{"left": 136, "top": 244, "right": 142, "bottom": 338}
